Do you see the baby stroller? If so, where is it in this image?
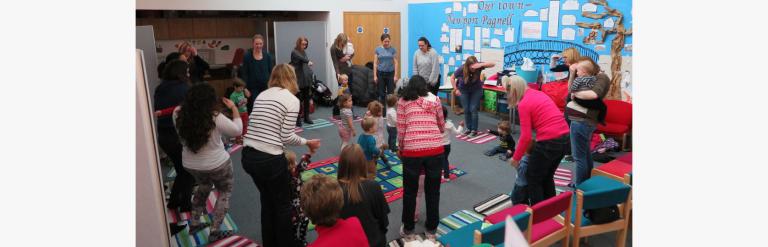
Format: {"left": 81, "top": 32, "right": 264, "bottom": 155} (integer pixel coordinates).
{"left": 312, "top": 75, "right": 334, "bottom": 106}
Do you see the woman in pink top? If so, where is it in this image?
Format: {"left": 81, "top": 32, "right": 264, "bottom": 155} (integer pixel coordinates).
{"left": 507, "top": 75, "right": 570, "bottom": 205}
{"left": 396, "top": 75, "right": 445, "bottom": 240}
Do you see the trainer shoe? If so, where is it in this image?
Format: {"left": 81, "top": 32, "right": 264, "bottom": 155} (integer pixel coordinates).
{"left": 462, "top": 129, "right": 472, "bottom": 136}
{"left": 400, "top": 225, "right": 416, "bottom": 239}
{"left": 424, "top": 229, "right": 438, "bottom": 242}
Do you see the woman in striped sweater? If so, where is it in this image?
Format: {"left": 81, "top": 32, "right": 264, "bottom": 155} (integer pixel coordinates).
{"left": 241, "top": 64, "right": 321, "bottom": 247}
{"left": 396, "top": 75, "right": 445, "bottom": 241}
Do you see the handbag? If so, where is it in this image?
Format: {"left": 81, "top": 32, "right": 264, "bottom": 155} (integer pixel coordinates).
{"left": 584, "top": 205, "right": 620, "bottom": 224}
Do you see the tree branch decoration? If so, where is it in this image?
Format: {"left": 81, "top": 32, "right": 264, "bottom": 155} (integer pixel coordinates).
{"left": 575, "top": 0, "right": 632, "bottom": 100}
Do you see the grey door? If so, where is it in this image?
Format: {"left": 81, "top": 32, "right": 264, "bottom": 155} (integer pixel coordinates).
{"left": 273, "top": 21, "right": 329, "bottom": 91}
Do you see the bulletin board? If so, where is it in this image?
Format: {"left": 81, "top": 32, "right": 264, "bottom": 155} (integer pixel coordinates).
{"left": 408, "top": 0, "right": 633, "bottom": 101}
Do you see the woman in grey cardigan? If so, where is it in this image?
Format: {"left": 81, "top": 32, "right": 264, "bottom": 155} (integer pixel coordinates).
{"left": 290, "top": 36, "right": 315, "bottom": 125}
{"left": 413, "top": 37, "right": 441, "bottom": 96}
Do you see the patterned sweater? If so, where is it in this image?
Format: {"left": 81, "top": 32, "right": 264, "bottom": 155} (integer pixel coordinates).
{"left": 396, "top": 93, "right": 445, "bottom": 157}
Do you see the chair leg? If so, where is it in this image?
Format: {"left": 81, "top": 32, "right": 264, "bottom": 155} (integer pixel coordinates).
{"left": 563, "top": 233, "right": 570, "bottom": 247}
{"left": 572, "top": 231, "right": 580, "bottom": 247}
{"left": 617, "top": 228, "right": 628, "bottom": 247}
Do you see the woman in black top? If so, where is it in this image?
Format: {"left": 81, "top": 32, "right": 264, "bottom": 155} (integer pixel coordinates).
{"left": 290, "top": 36, "right": 315, "bottom": 125}
{"left": 337, "top": 144, "right": 390, "bottom": 247}
{"left": 154, "top": 59, "right": 194, "bottom": 213}
{"left": 178, "top": 42, "right": 210, "bottom": 84}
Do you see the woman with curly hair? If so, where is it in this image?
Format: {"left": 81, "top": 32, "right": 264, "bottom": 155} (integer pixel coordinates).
{"left": 173, "top": 83, "right": 243, "bottom": 242}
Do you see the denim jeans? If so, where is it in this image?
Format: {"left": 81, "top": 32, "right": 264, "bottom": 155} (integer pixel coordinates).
{"left": 526, "top": 135, "right": 569, "bottom": 205}
{"left": 241, "top": 147, "right": 300, "bottom": 247}
{"left": 377, "top": 71, "right": 395, "bottom": 104}
{"left": 570, "top": 120, "right": 597, "bottom": 185}
{"left": 458, "top": 87, "right": 483, "bottom": 131}
{"left": 511, "top": 156, "right": 529, "bottom": 205}
{"left": 401, "top": 153, "right": 445, "bottom": 231}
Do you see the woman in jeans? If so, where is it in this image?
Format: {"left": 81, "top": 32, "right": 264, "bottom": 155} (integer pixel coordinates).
{"left": 450, "top": 56, "right": 495, "bottom": 137}
{"left": 396, "top": 75, "right": 445, "bottom": 241}
{"left": 374, "top": 33, "right": 398, "bottom": 105}
{"left": 173, "top": 83, "right": 242, "bottom": 242}
{"left": 241, "top": 64, "right": 321, "bottom": 247}
{"left": 506, "top": 75, "right": 570, "bottom": 205}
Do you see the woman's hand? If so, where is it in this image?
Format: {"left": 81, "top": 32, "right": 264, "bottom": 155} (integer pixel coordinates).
{"left": 373, "top": 75, "right": 378, "bottom": 84}
{"left": 244, "top": 88, "right": 251, "bottom": 98}
{"left": 470, "top": 63, "right": 484, "bottom": 70}
{"left": 510, "top": 158, "right": 520, "bottom": 169}
{"left": 306, "top": 139, "right": 321, "bottom": 155}
{"left": 308, "top": 61, "right": 314, "bottom": 67}
{"left": 222, "top": 98, "right": 236, "bottom": 109}
{"left": 453, "top": 89, "right": 461, "bottom": 96}
{"left": 154, "top": 110, "right": 162, "bottom": 117}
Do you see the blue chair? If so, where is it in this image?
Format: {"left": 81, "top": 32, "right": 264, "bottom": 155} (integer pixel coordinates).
{"left": 570, "top": 176, "right": 632, "bottom": 247}
{"left": 473, "top": 210, "right": 532, "bottom": 246}
{"left": 438, "top": 221, "right": 483, "bottom": 247}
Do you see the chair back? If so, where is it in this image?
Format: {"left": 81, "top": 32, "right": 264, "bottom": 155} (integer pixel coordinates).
{"left": 578, "top": 176, "right": 632, "bottom": 210}
{"left": 438, "top": 221, "right": 483, "bottom": 247}
{"left": 479, "top": 211, "right": 531, "bottom": 245}
{"left": 531, "top": 191, "right": 572, "bottom": 224}
{"left": 603, "top": 100, "right": 632, "bottom": 127}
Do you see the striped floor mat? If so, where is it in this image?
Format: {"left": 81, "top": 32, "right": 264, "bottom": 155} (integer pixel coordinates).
{"left": 171, "top": 212, "right": 239, "bottom": 247}
{"left": 554, "top": 168, "right": 572, "bottom": 187}
{"left": 436, "top": 210, "right": 486, "bottom": 237}
{"left": 455, "top": 132, "right": 497, "bottom": 144}
{"left": 166, "top": 191, "right": 224, "bottom": 224}
{"left": 206, "top": 235, "right": 260, "bottom": 247}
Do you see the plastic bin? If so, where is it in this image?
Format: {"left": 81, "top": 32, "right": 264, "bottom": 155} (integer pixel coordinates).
{"left": 516, "top": 65, "right": 539, "bottom": 83}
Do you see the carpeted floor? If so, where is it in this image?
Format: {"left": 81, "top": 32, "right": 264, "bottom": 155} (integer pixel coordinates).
{"left": 162, "top": 103, "right": 631, "bottom": 246}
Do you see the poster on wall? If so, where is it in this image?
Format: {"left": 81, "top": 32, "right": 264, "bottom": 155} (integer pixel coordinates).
{"left": 548, "top": 0, "right": 560, "bottom": 37}
{"left": 504, "top": 27, "right": 515, "bottom": 42}
{"left": 521, "top": 22, "right": 542, "bottom": 39}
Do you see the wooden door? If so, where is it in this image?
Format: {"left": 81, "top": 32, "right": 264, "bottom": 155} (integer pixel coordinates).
{"left": 343, "top": 12, "right": 401, "bottom": 74}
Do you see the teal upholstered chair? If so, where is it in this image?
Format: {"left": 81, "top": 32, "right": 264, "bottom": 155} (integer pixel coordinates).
{"left": 473, "top": 210, "right": 532, "bottom": 246}
{"left": 437, "top": 221, "right": 483, "bottom": 247}
{"left": 570, "top": 176, "right": 632, "bottom": 247}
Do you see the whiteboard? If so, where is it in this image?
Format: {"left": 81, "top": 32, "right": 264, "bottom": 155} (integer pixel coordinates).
{"left": 480, "top": 48, "right": 505, "bottom": 76}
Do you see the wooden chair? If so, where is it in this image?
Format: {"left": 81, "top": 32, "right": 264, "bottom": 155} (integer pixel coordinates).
{"left": 570, "top": 176, "right": 632, "bottom": 247}
{"left": 592, "top": 159, "right": 632, "bottom": 185}
{"left": 529, "top": 191, "right": 573, "bottom": 247}
{"left": 596, "top": 100, "right": 632, "bottom": 151}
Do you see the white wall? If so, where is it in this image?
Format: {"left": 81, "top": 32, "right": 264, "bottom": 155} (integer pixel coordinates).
{"left": 137, "top": 0, "right": 411, "bottom": 85}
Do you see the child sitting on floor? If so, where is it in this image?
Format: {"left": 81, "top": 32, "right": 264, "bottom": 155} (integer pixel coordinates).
{"left": 567, "top": 57, "right": 607, "bottom": 125}
{"left": 357, "top": 117, "right": 380, "bottom": 179}
{"left": 484, "top": 120, "right": 516, "bottom": 161}
{"left": 301, "top": 174, "right": 369, "bottom": 247}
{"left": 285, "top": 151, "right": 310, "bottom": 246}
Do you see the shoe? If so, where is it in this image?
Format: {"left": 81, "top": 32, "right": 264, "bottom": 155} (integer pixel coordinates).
{"left": 424, "top": 230, "right": 438, "bottom": 242}
{"left": 170, "top": 223, "right": 186, "bottom": 236}
{"left": 564, "top": 155, "right": 574, "bottom": 162}
{"left": 468, "top": 131, "right": 478, "bottom": 137}
{"left": 498, "top": 154, "right": 510, "bottom": 161}
{"left": 400, "top": 225, "right": 416, "bottom": 239}
{"left": 208, "top": 230, "right": 233, "bottom": 243}
{"left": 188, "top": 222, "right": 210, "bottom": 235}
{"left": 304, "top": 118, "right": 314, "bottom": 124}
{"left": 296, "top": 120, "right": 303, "bottom": 127}
{"left": 462, "top": 130, "right": 472, "bottom": 136}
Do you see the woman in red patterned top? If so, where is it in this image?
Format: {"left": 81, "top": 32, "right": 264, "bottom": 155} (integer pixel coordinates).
{"left": 396, "top": 75, "right": 445, "bottom": 241}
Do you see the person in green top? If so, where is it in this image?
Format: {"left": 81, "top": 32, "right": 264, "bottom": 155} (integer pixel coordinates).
{"left": 227, "top": 78, "right": 251, "bottom": 144}
{"left": 239, "top": 34, "right": 274, "bottom": 114}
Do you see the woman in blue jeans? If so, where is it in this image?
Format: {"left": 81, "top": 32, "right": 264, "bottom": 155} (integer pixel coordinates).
{"left": 450, "top": 56, "right": 495, "bottom": 137}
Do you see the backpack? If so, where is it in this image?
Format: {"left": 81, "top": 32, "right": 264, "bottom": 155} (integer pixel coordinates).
{"left": 584, "top": 205, "right": 620, "bottom": 224}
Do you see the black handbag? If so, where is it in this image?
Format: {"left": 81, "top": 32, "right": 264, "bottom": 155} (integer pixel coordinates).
{"left": 584, "top": 205, "right": 620, "bottom": 224}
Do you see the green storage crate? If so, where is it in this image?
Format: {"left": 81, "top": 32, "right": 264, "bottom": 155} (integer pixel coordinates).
{"left": 483, "top": 90, "right": 497, "bottom": 112}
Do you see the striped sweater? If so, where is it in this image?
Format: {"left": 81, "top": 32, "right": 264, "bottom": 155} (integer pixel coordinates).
{"left": 244, "top": 87, "right": 307, "bottom": 155}
{"left": 396, "top": 93, "right": 445, "bottom": 157}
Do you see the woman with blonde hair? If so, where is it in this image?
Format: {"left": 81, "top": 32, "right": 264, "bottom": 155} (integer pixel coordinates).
{"left": 506, "top": 75, "right": 570, "bottom": 206}
{"left": 177, "top": 41, "right": 210, "bottom": 83}
{"left": 241, "top": 63, "right": 321, "bottom": 247}
{"left": 549, "top": 47, "right": 581, "bottom": 73}
{"left": 290, "top": 36, "right": 315, "bottom": 125}
{"left": 239, "top": 34, "right": 275, "bottom": 113}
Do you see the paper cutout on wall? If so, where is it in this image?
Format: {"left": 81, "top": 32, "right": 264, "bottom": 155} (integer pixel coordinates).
{"left": 562, "top": 0, "right": 579, "bottom": 10}
{"left": 524, "top": 10, "right": 538, "bottom": 17}
{"left": 463, "top": 40, "right": 474, "bottom": 51}
{"left": 463, "top": 9, "right": 467, "bottom": 17}
{"left": 448, "top": 57, "right": 456, "bottom": 66}
{"left": 474, "top": 27, "right": 481, "bottom": 51}
{"left": 441, "top": 34, "right": 449, "bottom": 43}
{"left": 582, "top": 3, "right": 597, "bottom": 12}
{"left": 463, "top": 54, "right": 471, "bottom": 61}
{"left": 482, "top": 39, "right": 490, "bottom": 48}
{"left": 466, "top": 26, "right": 471, "bottom": 37}
{"left": 439, "top": 56, "right": 445, "bottom": 64}
{"left": 494, "top": 28, "right": 503, "bottom": 35}
{"left": 450, "top": 29, "right": 462, "bottom": 53}
{"left": 474, "top": 53, "right": 482, "bottom": 61}
{"left": 442, "top": 45, "right": 450, "bottom": 54}
{"left": 539, "top": 9, "right": 548, "bottom": 21}
{"left": 578, "top": 28, "right": 584, "bottom": 36}
{"left": 455, "top": 55, "right": 461, "bottom": 62}
{"left": 522, "top": 22, "right": 543, "bottom": 39}
{"left": 468, "top": 3, "right": 479, "bottom": 13}
{"left": 453, "top": 2, "right": 462, "bottom": 11}
{"left": 442, "top": 23, "right": 449, "bottom": 33}
{"left": 490, "top": 38, "right": 501, "bottom": 48}
{"left": 445, "top": 7, "right": 452, "bottom": 14}
{"left": 595, "top": 45, "right": 606, "bottom": 51}
{"left": 504, "top": 27, "right": 515, "bottom": 42}
{"left": 604, "top": 18, "right": 615, "bottom": 28}
{"left": 561, "top": 28, "right": 576, "bottom": 41}
{"left": 482, "top": 28, "right": 491, "bottom": 38}
{"left": 562, "top": 15, "right": 576, "bottom": 26}
{"left": 597, "top": 55, "right": 612, "bottom": 76}
{"left": 548, "top": 1, "right": 560, "bottom": 37}
{"left": 480, "top": 48, "right": 505, "bottom": 75}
